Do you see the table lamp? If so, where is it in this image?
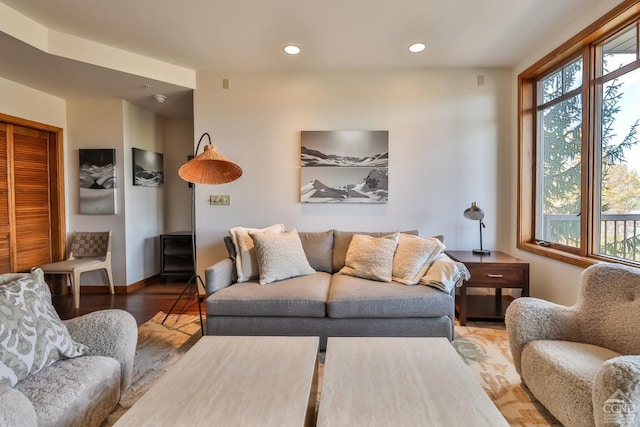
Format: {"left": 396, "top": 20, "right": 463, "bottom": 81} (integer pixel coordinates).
{"left": 463, "top": 202, "right": 490, "bottom": 255}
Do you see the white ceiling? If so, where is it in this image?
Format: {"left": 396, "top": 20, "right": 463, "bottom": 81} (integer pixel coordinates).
{"left": 0, "top": 0, "right": 625, "bottom": 117}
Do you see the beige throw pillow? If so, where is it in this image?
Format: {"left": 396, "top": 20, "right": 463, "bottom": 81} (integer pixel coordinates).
{"left": 339, "top": 232, "right": 400, "bottom": 282}
{"left": 392, "top": 234, "right": 445, "bottom": 285}
{"left": 250, "top": 228, "right": 316, "bottom": 285}
{"left": 229, "top": 224, "right": 285, "bottom": 282}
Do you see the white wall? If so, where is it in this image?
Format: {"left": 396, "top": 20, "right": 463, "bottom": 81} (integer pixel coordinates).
{"left": 123, "top": 102, "right": 165, "bottom": 283}
{"left": 0, "top": 77, "right": 66, "bottom": 128}
{"left": 66, "top": 99, "right": 127, "bottom": 285}
{"left": 163, "top": 117, "right": 194, "bottom": 233}
{"left": 507, "top": 0, "right": 625, "bottom": 305}
{"left": 193, "top": 68, "right": 512, "bottom": 276}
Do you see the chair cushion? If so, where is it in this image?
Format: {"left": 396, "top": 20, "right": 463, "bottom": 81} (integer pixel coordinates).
{"left": 0, "top": 269, "right": 87, "bottom": 387}
{"left": 15, "top": 355, "right": 120, "bottom": 427}
{"left": 521, "top": 340, "right": 620, "bottom": 427}
{"left": 327, "top": 273, "right": 454, "bottom": 318}
{"left": 207, "top": 272, "right": 331, "bottom": 317}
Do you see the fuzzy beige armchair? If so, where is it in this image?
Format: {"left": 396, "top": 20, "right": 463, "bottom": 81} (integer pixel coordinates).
{"left": 506, "top": 262, "right": 640, "bottom": 427}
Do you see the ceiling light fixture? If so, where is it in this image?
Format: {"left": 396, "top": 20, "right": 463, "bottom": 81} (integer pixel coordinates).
{"left": 283, "top": 45, "right": 301, "bottom": 55}
{"left": 408, "top": 43, "right": 426, "bottom": 53}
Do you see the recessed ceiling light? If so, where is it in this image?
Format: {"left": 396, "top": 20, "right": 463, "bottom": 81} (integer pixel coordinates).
{"left": 284, "top": 45, "right": 301, "bottom": 55}
{"left": 408, "top": 43, "right": 426, "bottom": 53}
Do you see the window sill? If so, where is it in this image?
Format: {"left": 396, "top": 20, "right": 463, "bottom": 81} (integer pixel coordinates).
{"left": 518, "top": 242, "right": 640, "bottom": 269}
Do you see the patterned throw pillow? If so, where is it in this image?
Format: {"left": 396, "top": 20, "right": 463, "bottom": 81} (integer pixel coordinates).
{"left": 0, "top": 268, "right": 87, "bottom": 387}
{"left": 339, "top": 233, "right": 400, "bottom": 282}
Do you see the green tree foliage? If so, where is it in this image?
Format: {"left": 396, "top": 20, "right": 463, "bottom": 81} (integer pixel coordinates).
{"left": 542, "top": 61, "right": 639, "bottom": 215}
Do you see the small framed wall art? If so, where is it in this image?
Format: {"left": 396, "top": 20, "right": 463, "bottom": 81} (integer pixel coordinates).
{"left": 300, "top": 130, "right": 389, "bottom": 203}
{"left": 79, "top": 148, "right": 117, "bottom": 214}
{"left": 132, "top": 148, "right": 164, "bottom": 187}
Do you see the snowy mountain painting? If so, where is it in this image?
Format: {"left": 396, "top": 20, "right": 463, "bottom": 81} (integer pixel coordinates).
{"left": 133, "top": 148, "right": 164, "bottom": 187}
{"left": 300, "top": 131, "right": 389, "bottom": 203}
{"left": 300, "top": 130, "right": 388, "bottom": 167}
{"left": 79, "top": 149, "right": 117, "bottom": 214}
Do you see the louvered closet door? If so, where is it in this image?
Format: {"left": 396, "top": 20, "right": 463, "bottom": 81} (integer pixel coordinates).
{"left": 12, "top": 125, "right": 53, "bottom": 271}
{"left": 0, "top": 124, "right": 11, "bottom": 273}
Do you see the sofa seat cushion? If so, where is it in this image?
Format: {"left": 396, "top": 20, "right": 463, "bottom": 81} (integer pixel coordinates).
{"left": 15, "top": 355, "right": 120, "bottom": 427}
{"left": 521, "top": 340, "right": 620, "bottom": 427}
{"left": 207, "top": 272, "right": 331, "bottom": 318}
{"left": 327, "top": 273, "right": 454, "bottom": 318}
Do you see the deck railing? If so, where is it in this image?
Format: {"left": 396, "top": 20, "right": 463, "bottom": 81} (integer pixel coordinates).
{"left": 543, "top": 214, "right": 640, "bottom": 262}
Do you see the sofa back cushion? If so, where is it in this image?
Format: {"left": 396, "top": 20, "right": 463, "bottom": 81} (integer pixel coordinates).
{"left": 332, "top": 230, "right": 419, "bottom": 273}
{"left": 298, "top": 231, "right": 334, "bottom": 273}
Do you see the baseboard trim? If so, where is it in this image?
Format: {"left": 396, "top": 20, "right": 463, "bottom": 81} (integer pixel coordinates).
{"left": 81, "top": 275, "right": 160, "bottom": 294}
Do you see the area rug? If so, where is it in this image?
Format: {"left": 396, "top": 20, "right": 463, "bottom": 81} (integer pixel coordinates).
{"left": 105, "top": 313, "right": 561, "bottom": 426}
{"left": 452, "top": 321, "right": 561, "bottom": 426}
{"left": 102, "top": 312, "right": 203, "bottom": 426}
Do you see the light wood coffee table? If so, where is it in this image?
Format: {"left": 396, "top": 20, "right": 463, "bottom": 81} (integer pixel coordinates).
{"left": 115, "top": 336, "right": 319, "bottom": 427}
{"left": 316, "top": 337, "right": 508, "bottom": 427}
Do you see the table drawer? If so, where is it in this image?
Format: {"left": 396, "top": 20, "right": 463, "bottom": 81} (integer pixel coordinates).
{"left": 466, "top": 266, "right": 524, "bottom": 285}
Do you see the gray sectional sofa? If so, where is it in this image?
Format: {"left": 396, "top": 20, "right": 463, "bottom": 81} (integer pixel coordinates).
{"left": 204, "top": 229, "right": 459, "bottom": 350}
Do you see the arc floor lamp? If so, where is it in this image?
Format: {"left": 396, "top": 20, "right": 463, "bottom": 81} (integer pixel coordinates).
{"left": 162, "top": 132, "right": 242, "bottom": 334}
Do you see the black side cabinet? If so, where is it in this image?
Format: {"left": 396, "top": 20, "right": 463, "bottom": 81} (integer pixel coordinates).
{"left": 160, "top": 232, "right": 195, "bottom": 283}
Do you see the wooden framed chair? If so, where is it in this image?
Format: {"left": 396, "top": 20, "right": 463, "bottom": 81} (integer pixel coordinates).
{"left": 39, "top": 231, "right": 114, "bottom": 309}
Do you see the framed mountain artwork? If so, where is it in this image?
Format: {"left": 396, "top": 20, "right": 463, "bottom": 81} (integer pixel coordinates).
{"left": 79, "top": 148, "right": 117, "bottom": 214}
{"left": 300, "top": 130, "right": 389, "bottom": 203}
{"left": 132, "top": 148, "right": 164, "bottom": 187}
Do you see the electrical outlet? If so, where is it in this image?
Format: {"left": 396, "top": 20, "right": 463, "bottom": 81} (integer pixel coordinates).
{"left": 209, "top": 195, "right": 231, "bottom": 205}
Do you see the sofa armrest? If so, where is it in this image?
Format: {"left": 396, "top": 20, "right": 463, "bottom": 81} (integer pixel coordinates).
{"left": 593, "top": 355, "right": 640, "bottom": 427}
{"left": 63, "top": 309, "right": 137, "bottom": 394}
{"left": 0, "top": 386, "right": 37, "bottom": 427}
{"left": 505, "top": 297, "right": 578, "bottom": 376}
{"left": 205, "top": 258, "right": 235, "bottom": 295}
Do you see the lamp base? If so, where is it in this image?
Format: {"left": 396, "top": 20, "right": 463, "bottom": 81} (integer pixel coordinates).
{"left": 472, "top": 249, "right": 491, "bottom": 255}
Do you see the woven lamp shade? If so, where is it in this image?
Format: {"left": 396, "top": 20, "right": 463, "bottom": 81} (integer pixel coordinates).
{"left": 178, "top": 145, "right": 243, "bottom": 184}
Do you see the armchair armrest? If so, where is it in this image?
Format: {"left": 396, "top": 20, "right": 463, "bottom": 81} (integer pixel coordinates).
{"left": 593, "top": 355, "right": 640, "bottom": 427}
{"left": 63, "top": 309, "right": 137, "bottom": 394}
{"left": 0, "top": 386, "right": 37, "bottom": 427}
{"left": 204, "top": 258, "right": 234, "bottom": 295}
{"left": 505, "top": 297, "right": 578, "bottom": 375}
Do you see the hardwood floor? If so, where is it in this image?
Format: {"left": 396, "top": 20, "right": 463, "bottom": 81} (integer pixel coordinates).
{"left": 52, "top": 279, "right": 203, "bottom": 326}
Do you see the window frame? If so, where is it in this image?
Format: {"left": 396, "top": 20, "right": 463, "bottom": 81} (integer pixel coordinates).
{"left": 517, "top": 0, "right": 640, "bottom": 268}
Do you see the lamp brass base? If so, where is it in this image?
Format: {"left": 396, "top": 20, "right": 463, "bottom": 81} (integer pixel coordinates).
{"left": 472, "top": 249, "right": 491, "bottom": 255}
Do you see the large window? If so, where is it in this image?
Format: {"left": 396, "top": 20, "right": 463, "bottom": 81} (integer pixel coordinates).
{"left": 519, "top": 1, "right": 640, "bottom": 268}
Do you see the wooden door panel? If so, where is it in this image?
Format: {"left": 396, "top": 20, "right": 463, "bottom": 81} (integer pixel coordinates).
{"left": 13, "top": 126, "right": 52, "bottom": 271}
{"left": 0, "top": 124, "right": 11, "bottom": 273}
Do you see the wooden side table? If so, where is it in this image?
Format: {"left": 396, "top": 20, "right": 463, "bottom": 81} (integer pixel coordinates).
{"left": 446, "top": 251, "right": 529, "bottom": 326}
